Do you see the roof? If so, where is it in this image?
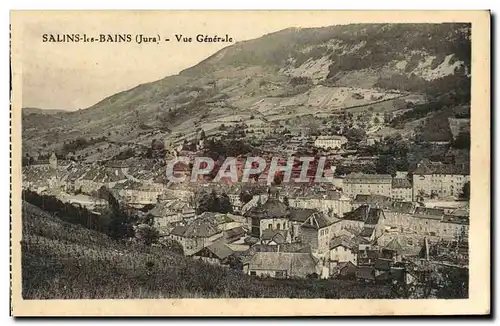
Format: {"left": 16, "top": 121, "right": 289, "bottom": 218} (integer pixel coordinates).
{"left": 315, "top": 135, "right": 347, "bottom": 141}
{"left": 365, "top": 208, "right": 384, "bottom": 225}
{"left": 354, "top": 194, "right": 392, "bottom": 206}
{"left": 203, "top": 241, "right": 234, "bottom": 260}
{"left": 413, "top": 207, "right": 444, "bottom": 219}
{"left": 261, "top": 229, "right": 288, "bottom": 243}
{"left": 374, "top": 258, "right": 392, "bottom": 271}
{"left": 245, "top": 197, "right": 289, "bottom": 219}
{"left": 246, "top": 252, "right": 318, "bottom": 276}
{"left": 384, "top": 238, "right": 403, "bottom": 252}
{"left": 360, "top": 226, "right": 375, "bottom": 238}
{"left": 386, "top": 201, "right": 416, "bottom": 214}
{"left": 355, "top": 266, "right": 375, "bottom": 280}
{"left": 249, "top": 243, "right": 312, "bottom": 254}
{"left": 169, "top": 217, "right": 221, "bottom": 238}
{"left": 413, "top": 159, "right": 469, "bottom": 175}
{"left": 343, "top": 205, "right": 370, "bottom": 221}
{"left": 441, "top": 215, "right": 469, "bottom": 225}
{"left": 392, "top": 178, "right": 412, "bottom": 189}
{"left": 225, "top": 226, "right": 246, "bottom": 239}
{"left": 289, "top": 208, "right": 316, "bottom": 222}
{"left": 345, "top": 173, "right": 392, "bottom": 184}
{"left": 299, "top": 212, "right": 335, "bottom": 229}
{"left": 170, "top": 225, "right": 187, "bottom": 236}
{"left": 329, "top": 235, "right": 357, "bottom": 250}
{"left": 343, "top": 205, "right": 383, "bottom": 224}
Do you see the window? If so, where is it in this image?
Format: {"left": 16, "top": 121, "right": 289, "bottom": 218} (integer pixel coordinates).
{"left": 277, "top": 224, "right": 281, "bottom": 230}
{"left": 250, "top": 271, "right": 256, "bottom": 276}
{"left": 275, "top": 271, "right": 286, "bottom": 278}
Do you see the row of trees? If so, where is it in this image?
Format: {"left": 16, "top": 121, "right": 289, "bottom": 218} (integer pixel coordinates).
{"left": 23, "top": 187, "right": 165, "bottom": 247}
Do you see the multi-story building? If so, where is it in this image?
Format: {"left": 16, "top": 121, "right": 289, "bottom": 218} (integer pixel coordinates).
{"left": 343, "top": 173, "right": 393, "bottom": 199}
{"left": 314, "top": 135, "right": 348, "bottom": 150}
{"left": 288, "top": 191, "right": 352, "bottom": 218}
{"left": 392, "top": 178, "right": 413, "bottom": 202}
{"left": 168, "top": 218, "right": 224, "bottom": 256}
{"left": 412, "top": 159, "right": 470, "bottom": 201}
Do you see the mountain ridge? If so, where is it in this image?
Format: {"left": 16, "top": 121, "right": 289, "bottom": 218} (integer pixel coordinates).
{"left": 22, "top": 23, "right": 471, "bottom": 160}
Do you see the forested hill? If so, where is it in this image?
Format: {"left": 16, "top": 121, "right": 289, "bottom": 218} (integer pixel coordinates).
{"left": 23, "top": 23, "right": 470, "bottom": 159}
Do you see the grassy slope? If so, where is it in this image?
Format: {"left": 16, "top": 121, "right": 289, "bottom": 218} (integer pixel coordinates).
{"left": 22, "top": 201, "right": 393, "bottom": 299}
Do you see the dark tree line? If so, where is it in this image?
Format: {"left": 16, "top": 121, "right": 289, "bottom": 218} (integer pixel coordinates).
{"left": 196, "top": 190, "right": 233, "bottom": 215}
{"left": 23, "top": 190, "right": 107, "bottom": 233}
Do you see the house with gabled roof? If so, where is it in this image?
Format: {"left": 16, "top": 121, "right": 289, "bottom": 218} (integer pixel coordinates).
{"left": 297, "top": 210, "right": 340, "bottom": 254}
{"left": 168, "top": 217, "right": 224, "bottom": 256}
{"left": 192, "top": 240, "right": 235, "bottom": 267}
{"left": 340, "top": 204, "right": 386, "bottom": 241}
{"left": 328, "top": 235, "right": 359, "bottom": 269}
{"left": 260, "top": 229, "right": 290, "bottom": 246}
{"left": 243, "top": 251, "right": 320, "bottom": 279}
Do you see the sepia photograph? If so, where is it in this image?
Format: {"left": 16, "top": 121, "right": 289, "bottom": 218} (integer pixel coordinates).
{"left": 10, "top": 10, "right": 490, "bottom": 316}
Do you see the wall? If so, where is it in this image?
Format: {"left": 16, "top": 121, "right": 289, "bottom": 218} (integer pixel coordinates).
{"left": 412, "top": 174, "right": 470, "bottom": 200}
{"left": 300, "top": 227, "right": 319, "bottom": 250}
{"left": 329, "top": 246, "right": 357, "bottom": 265}
{"left": 259, "top": 217, "right": 290, "bottom": 236}
{"left": 289, "top": 198, "right": 352, "bottom": 218}
{"left": 392, "top": 187, "right": 413, "bottom": 202}
{"left": 344, "top": 182, "right": 392, "bottom": 198}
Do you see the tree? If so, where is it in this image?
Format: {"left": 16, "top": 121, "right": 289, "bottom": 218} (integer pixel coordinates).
{"left": 452, "top": 131, "right": 470, "bottom": 149}
{"left": 197, "top": 191, "right": 217, "bottom": 214}
{"left": 376, "top": 155, "right": 397, "bottom": 177}
{"left": 239, "top": 191, "right": 253, "bottom": 205}
{"left": 345, "top": 127, "right": 367, "bottom": 143}
{"left": 161, "top": 238, "right": 184, "bottom": 255}
{"left": 218, "top": 193, "right": 234, "bottom": 214}
{"left": 98, "top": 186, "right": 134, "bottom": 239}
{"left": 135, "top": 224, "right": 160, "bottom": 246}
{"left": 460, "top": 181, "right": 470, "bottom": 200}
{"left": 196, "top": 190, "right": 233, "bottom": 214}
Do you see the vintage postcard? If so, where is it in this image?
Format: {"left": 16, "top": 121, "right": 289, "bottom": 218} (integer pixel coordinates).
{"left": 10, "top": 10, "right": 490, "bottom": 316}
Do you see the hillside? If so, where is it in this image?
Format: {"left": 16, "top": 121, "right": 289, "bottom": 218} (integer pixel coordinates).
{"left": 22, "top": 201, "right": 394, "bottom": 299}
{"left": 22, "top": 23, "right": 471, "bottom": 159}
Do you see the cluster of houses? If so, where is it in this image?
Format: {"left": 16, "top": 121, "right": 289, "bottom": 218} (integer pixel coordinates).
{"left": 22, "top": 151, "right": 469, "bottom": 286}
{"left": 152, "top": 185, "right": 469, "bottom": 284}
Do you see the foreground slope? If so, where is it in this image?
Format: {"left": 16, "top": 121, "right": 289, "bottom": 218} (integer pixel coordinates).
{"left": 21, "top": 201, "right": 393, "bottom": 299}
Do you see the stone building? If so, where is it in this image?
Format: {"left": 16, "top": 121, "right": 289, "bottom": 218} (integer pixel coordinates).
{"left": 392, "top": 177, "right": 413, "bottom": 202}
{"left": 314, "top": 135, "right": 348, "bottom": 150}
{"left": 343, "top": 173, "right": 392, "bottom": 199}
{"left": 412, "top": 159, "right": 469, "bottom": 201}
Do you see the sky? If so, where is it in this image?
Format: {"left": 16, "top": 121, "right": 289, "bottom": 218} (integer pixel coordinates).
{"left": 17, "top": 11, "right": 352, "bottom": 110}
